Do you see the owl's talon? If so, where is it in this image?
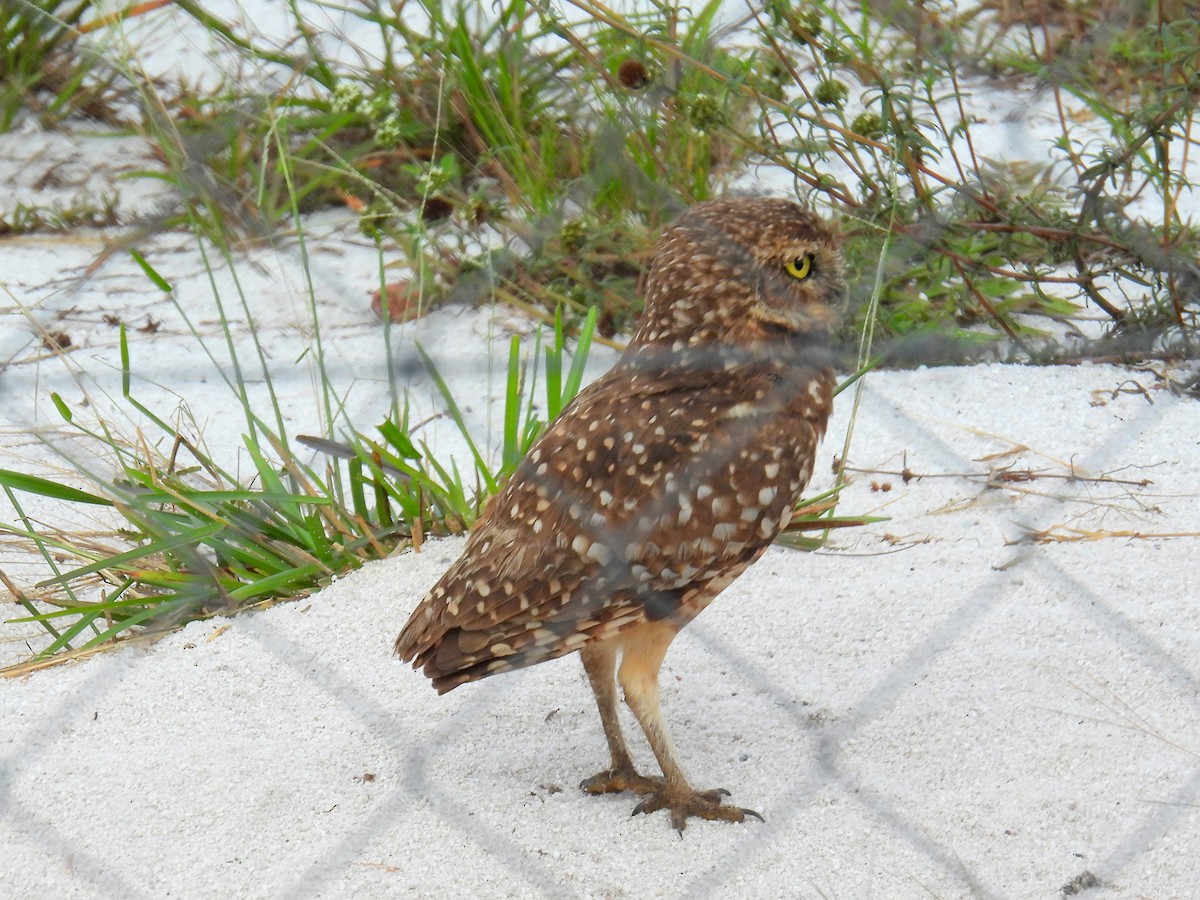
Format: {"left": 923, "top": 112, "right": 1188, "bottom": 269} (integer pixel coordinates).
{"left": 581, "top": 767, "right": 662, "bottom": 796}
{"left": 629, "top": 785, "right": 761, "bottom": 831}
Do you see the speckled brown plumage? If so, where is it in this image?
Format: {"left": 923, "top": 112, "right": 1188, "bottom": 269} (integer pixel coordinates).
{"left": 395, "top": 197, "right": 844, "bottom": 831}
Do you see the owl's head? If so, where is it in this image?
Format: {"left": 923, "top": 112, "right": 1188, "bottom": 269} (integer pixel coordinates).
{"left": 633, "top": 197, "right": 845, "bottom": 349}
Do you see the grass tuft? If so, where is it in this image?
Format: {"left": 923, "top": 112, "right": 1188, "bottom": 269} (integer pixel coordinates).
{"left": 0, "top": 303, "right": 600, "bottom": 666}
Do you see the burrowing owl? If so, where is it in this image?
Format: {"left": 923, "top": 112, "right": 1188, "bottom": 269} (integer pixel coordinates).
{"left": 395, "top": 197, "right": 844, "bottom": 831}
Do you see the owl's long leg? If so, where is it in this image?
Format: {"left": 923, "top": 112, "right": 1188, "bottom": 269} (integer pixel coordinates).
{"left": 579, "top": 640, "right": 661, "bottom": 796}
{"left": 616, "top": 620, "right": 763, "bottom": 833}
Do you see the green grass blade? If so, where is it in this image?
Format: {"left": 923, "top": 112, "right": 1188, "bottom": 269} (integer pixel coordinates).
{"left": 129, "top": 248, "right": 173, "bottom": 292}
{"left": 0, "top": 468, "right": 112, "bottom": 506}
{"left": 415, "top": 342, "right": 498, "bottom": 495}
{"left": 36, "top": 521, "right": 226, "bottom": 588}
{"left": 546, "top": 307, "right": 564, "bottom": 420}
{"left": 502, "top": 334, "right": 522, "bottom": 473}
{"left": 562, "top": 306, "right": 599, "bottom": 409}
{"left": 225, "top": 563, "right": 325, "bottom": 601}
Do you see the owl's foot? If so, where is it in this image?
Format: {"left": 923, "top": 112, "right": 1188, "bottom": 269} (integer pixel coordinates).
{"left": 580, "top": 766, "right": 662, "bottom": 796}
{"left": 632, "top": 786, "right": 764, "bottom": 834}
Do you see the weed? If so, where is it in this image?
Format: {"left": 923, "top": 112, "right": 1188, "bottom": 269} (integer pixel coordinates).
{"left": 0, "top": 305, "right": 599, "bottom": 663}
{"left": 0, "top": 0, "right": 111, "bottom": 129}
{"left": 0, "top": 192, "right": 119, "bottom": 234}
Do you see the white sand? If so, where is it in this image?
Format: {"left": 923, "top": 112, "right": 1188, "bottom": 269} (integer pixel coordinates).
{"left": 4, "top": 356, "right": 1198, "bottom": 899}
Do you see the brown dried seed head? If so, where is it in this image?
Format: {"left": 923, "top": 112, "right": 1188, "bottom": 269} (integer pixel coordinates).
{"left": 617, "top": 59, "right": 651, "bottom": 90}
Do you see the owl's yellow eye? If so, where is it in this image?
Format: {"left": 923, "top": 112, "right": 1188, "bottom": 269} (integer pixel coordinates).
{"left": 785, "top": 254, "right": 814, "bottom": 280}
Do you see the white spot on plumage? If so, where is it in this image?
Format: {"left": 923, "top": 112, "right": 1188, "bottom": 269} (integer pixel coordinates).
{"left": 724, "top": 401, "right": 760, "bottom": 419}
{"left": 586, "top": 542, "right": 612, "bottom": 564}
{"left": 713, "top": 523, "right": 738, "bottom": 541}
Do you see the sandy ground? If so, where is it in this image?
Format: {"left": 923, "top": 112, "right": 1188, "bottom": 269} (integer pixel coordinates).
{"left": 3, "top": 352, "right": 1199, "bottom": 899}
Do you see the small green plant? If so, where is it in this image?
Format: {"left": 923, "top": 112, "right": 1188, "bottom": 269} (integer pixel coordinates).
{"left": 0, "top": 193, "right": 119, "bottom": 234}
{"left": 0, "top": 0, "right": 108, "bottom": 130}
{"left": 314, "top": 305, "right": 602, "bottom": 538}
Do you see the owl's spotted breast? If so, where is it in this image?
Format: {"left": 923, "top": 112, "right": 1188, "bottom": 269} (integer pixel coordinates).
{"left": 396, "top": 345, "right": 834, "bottom": 691}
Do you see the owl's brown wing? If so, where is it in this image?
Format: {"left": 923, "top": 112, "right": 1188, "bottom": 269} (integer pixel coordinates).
{"left": 395, "top": 357, "right": 833, "bottom": 692}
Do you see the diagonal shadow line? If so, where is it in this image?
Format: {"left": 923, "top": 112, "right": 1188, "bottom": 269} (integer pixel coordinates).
{"left": 669, "top": 383, "right": 1189, "bottom": 897}
{"left": 0, "top": 655, "right": 158, "bottom": 900}
{"left": 671, "top": 578, "right": 1005, "bottom": 900}
{"left": 1096, "top": 763, "right": 1200, "bottom": 881}
{"left": 233, "top": 617, "right": 576, "bottom": 900}
{"left": 8, "top": 316, "right": 824, "bottom": 900}
{"left": 0, "top": 384, "right": 1184, "bottom": 899}
{"left": 1019, "top": 552, "right": 1200, "bottom": 885}
{"left": 0, "top": 798, "right": 157, "bottom": 900}
{"left": 1026, "top": 552, "right": 1200, "bottom": 702}
{"left": 399, "top": 673, "right": 583, "bottom": 900}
